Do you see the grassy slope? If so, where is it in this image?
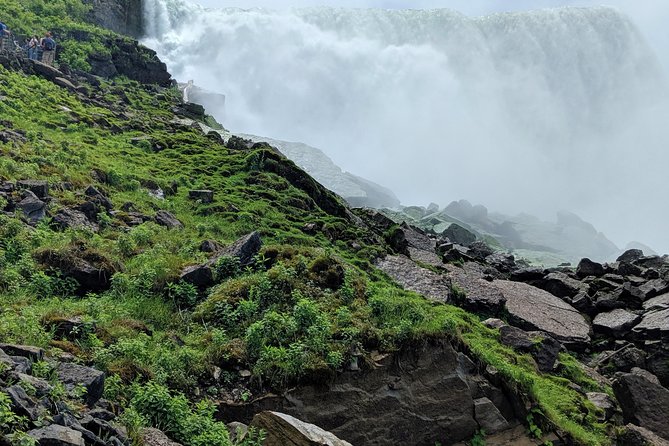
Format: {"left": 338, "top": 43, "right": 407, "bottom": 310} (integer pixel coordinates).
{"left": 0, "top": 2, "right": 613, "bottom": 445}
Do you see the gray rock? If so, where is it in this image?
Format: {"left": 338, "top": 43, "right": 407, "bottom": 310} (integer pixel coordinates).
{"left": 540, "top": 272, "right": 587, "bottom": 298}
{"left": 141, "top": 428, "right": 182, "bottom": 446}
{"left": 6, "top": 384, "right": 40, "bottom": 421}
{"left": 473, "top": 397, "right": 510, "bottom": 435}
{"left": 595, "top": 344, "right": 647, "bottom": 374}
{"left": 10, "top": 372, "right": 53, "bottom": 397}
{"left": 447, "top": 263, "right": 507, "bottom": 315}
{"left": 617, "top": 249, "right": 644, "bottom": 263}
{"left": 56, "top": 362, "right": 105, "bottom": 407}
{"left": 251, "top": 411, "right": 353, "bottom": 446}
{"left": 644, "top": 293, "right": 669, "bottom": 311}
{"left": 0, "top": 343, "right": 44, "bottom": 362}
{"left": 154, "top": 210, "right": 183, "bottom": 229}
{"left": 443, "top": 223, "right": 476, "bottom": 247}
{"left": 199, "top": 240, "right": 222, "bottom": 253}
{"left": 617, "top": 424, "right": 669, "bottom": 446}
{"left": 592, "top": 309, "right": 641, "bottom": 338}
{"left": 188, "top": 189, "right": 214, "bottom": 203}
{"left": 28, "top": 425, "right": 85, "bottom": 446}
{"left": 17, "top": 179, "right": 48, "bottom": 198}
{"left": 16, "top": 190, "right": 46, "bottom": 224}
{"left": 494, "top": 280, "right": 591, "bottom": 346}
{"left": 218, "top": 231, "right": 262, "bottom": 267}
{"left": 576, "top": 258, "right": 605, "bottom": 278}
{"left": 633, "top": 308, "right": 669, "bottom": 339}
{"left": 499, "top": 326, "right": 560, "bottom": 372}
{"left": 53, "top": 208, "right": 98, "bottom": 231}
{"left": 613, "top": 369, "right": 669, "bottom": 440}
{"left": 375, "top": 255, "right": 451, "bottom": 303}
{"left": 180, "top": 263, "right": 214, "bottom": 288}
{"left": 485, "top": 252, "right": 516, "bottom": 273}
{"left": 586, "top": 392, "right": 617, "bottom": 421}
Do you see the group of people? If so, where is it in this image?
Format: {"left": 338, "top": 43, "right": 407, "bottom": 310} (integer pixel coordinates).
{"left": 0, "top": 19, "right": 57, "bottom": 67}
{"left": 23, "top": 33, "right": 57, "bottom": 65}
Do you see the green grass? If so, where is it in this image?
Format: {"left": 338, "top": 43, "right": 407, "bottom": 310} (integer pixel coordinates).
{"left": 0, "top": 9, "right": 614, "bottom": 445}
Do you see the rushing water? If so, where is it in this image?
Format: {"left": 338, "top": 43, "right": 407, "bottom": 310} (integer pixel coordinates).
{"left": 141, "top": 0, "right": 669, "bottom": 253}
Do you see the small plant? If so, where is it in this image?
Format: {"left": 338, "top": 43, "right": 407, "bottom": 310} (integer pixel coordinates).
{"left": 214, "top": 256, "right": 241, "bottom": 282}
{"left": 0, "top": 391, "right": 25, "bottom": 433}
{"left": 527, "top": 410, "right": 544, "bottom": 439}
{"left": 166, "top": 281, "right": 200, "bottom": 309}
{"left": 469, "top": 429, "right": 486, "bottom": 446}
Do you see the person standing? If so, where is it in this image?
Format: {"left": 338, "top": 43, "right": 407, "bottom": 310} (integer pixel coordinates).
{"left": 41, "top": 32, "right": 56, "bottom": 66}
{"left": 0, "top": 21, "right": 10, "bottom": 52}
{"left": 28, "top": 35, "right": 40, "bottom": 60}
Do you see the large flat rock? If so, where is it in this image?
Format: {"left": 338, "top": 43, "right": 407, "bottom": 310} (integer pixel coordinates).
{"left": 493, "top": 280, "right": 591, "bottom": 346}
{"left": 375, "top": 255, "right": 451, "bottom": 302}
{"left": 632, "top": 308, "right": 669, "bottom": 339}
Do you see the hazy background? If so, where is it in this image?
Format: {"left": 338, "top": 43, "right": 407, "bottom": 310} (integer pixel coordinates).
{"left": 143, "top": 0, "right": 669, "bottom": 254}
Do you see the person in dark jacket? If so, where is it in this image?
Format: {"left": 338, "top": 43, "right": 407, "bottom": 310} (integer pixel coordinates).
{"left": 41, "top": 32, "right": 56, "bottom": 66}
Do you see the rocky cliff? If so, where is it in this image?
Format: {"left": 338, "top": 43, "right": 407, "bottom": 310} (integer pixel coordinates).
{"left": 83, "top": 0, "right": 144, "bottom": 37}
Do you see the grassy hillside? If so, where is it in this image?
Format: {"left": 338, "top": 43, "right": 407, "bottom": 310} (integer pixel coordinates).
{"left": 0, "top": 2, "right": 614, "bottom": 445}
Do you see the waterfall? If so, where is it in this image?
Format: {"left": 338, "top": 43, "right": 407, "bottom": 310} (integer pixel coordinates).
{"left": 141, "top": 0, "right": 669, "bottom": 252}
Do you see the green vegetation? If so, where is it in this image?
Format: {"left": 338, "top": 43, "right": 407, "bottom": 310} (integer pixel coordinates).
{"left": 0, "top": 2, "right": 615, "bottom": 444}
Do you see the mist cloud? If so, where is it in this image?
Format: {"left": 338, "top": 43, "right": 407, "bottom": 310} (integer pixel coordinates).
{"left": 144, "top": 1, "right": 669, "bottom": 254}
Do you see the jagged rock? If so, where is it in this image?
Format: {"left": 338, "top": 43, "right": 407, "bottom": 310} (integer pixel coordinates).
{"left": 227, "top": 422, "right": 248, "bottom": 443}
{"left": 181, "top": 232, "right": 262, "bottom": 288}
{"left": 632, "top": 308, "right": 669, "bottom": 339}
{"left": 482, "top": 318, "right": 506, "bottom": 329}
{"left": 618, "top": 261, "right": 643, "bottom": 277}
{"left": 617, "top": 424, "right": 669, "bottom": 446}
{"left": 10, "top": 372, "right": 53, "bottom": 397}
{"left": 473, "top": 397, "right": 510, "bottom": 435}
{"left": 251, "top": 411, "right": 353, "bottom": 446}
{"left": 586, "top": 392, "right": 617, "bottom": 421}
{"left": 468, "top": 241, "right": 494, "bottom": 260}
{"left": 52, "top": 413, "right": 107, "bottom": 446}
{"left": 34, "top": 247, "right": 118, "bottom": 293}
{"left": 17, "top": 179, "right": 48, "bottom": 198}
{"left": 617, "top": 249, "right": 644, "bottom": 263}
{"left": 643, "top": 293, "right": 669, "bottom": 311}
{"left": 200, "top": 240, "right": 222, "bottom": 253}
{"left": 141, "top": 428, "right": 182, "bottom": 446}
{"left": 447, "top": 263, "right": 507, "bottom": 315}
{"left": 499, "top": 326, "right": 560, "bottom": 372}
{"left": 375, "top": 255, "right": 451, "bottom": 302}
{"left": 180, "top": 263, "right": 214, "bottom": 288}
{"left": 53, "top": 208, "right": 98, "bottom": 231}
{"left": 86, "top": 408, "right": 116, "bottom": 422}
{"left": 494, "top": 280, "right": 591, "bottom": 346}
{"left": 219, "top": 231, "right": 262, "bottom": 267}
{"left": 443, "top": 223, "right": 476, "bottom": 247}
{"left": 592, "top": 309, "right": 641, "bottom": 338}
{"left": 227, "top": 341, "right": 478, "bottom": 445}
{"left": 540, "top": 272, "right": 586, "bottom": 298}
{"left": 16, "top": 190, "right": 46, "bottom": 223}
{"left": 80, "top": 417, "right": 128, "bottom": 444}
{"left": 510, "top": 267, "right": 546, "bottom": 282}
{"left": 571, "top": 292, "right": 595, "bottom": 315}
{"left": 84, "top": 185, "right": 113, "bottom": 211}
{"left": 613, "top": 368, "right": 669, "bottom": 440}
{"left": 6, "top": 385, "right": 40, "bottom": 421}
{"left": 188, "top": 189, "right": 214, "bottom": 203}
{"left": 56, "top": 362, "right": 105, "bottom": 407}
{"left": 28, "top": 425, "right": 85, "bottom": 446}
{"left": 485, "top": 252, "right": 516, "bottom": 273}
{"left": 638, "top": 279, "right": 669, "bottom": 300}
{"left": 595, "top": 344, "right": 647, "bottom": 374}
{"left": 0, "top": 343, "right": 44, "bottom": 362}
{"left": 154, "top": 210, "right": 183, "bottom": 229}
{"left": 441, "top": 244, "right": 475, "bottom": 263}
{"left": 576, "top": 258, "right": 605, "bottom": 278}
{"left": 43, "top": 316, "right": 94, "bottom": 341}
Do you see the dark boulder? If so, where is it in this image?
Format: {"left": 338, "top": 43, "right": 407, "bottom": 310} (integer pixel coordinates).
{"left": 34, "top": 247, "right": 118, "bottom": 293}
{"left": 632, "top": 308, "right": 669, "bottom": 340}
{"left": 540, "top": 272, "right": 587, "bottom": 299}
{"left": 56, "top": 362, "right": 105, "bottom": 407}
{"left": 220, "top": 231, "right": 263, "bottom": 268}
{"left": 485, "top": 252, "right": 516, "bottom": 273}
{"left": 443, "top": 223, "right": 476, "bottom": 247}
{"left": 617, "top": 424, "right": 669, "bottom": 446}
{"left": 499, "top": 326, "right": 560, "bottom": 372}
{"left": 28, "top": 425, "right": 85, "bottom": 446}
{"left": 141, "top": 428, "right": 182, "bottom": 446}
{"left": 596, "top": 344, "right": 647, "bottom": 374}
{"left": 0, "top": 343, "right": 44, "bottom": 362}
{"left": 251, "top": 411, "right": 353, "bottom": 446}
{"left": 576, "top": 258, "right": 605, "bottom": 278}
{"left": 200, "top": 240, "right": 222, "bottom": 253}
{"left": 16, "top": 190, "right": 46, "bottom": 224}
{"left": 6, "top": 384, "right": 40, "bottom": 421}
{"left": 617, "top": 249, "right": 644, "bottom": 263}
{"left": 592, "top": 309, "right": 641, "bottom": 338}
{"left": 53, "top": 208, "right": 98, "bottom": 231}
{"left": 17, "top": 180, "right": 49, "bottom": 199}
{"left": 613, "top": 368, "right": 669, "bottom": 440}
{"left": 155, "top": 210, "right": 183, "bottom": 229}
{"left": 473, "top": 397, "right": 511, "bottom": 435}
{"left": 180, "top": 263, "right": 214, "bottom": 289}
{"left": 188, "top": 189, "right": 214, "bottom": 203}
